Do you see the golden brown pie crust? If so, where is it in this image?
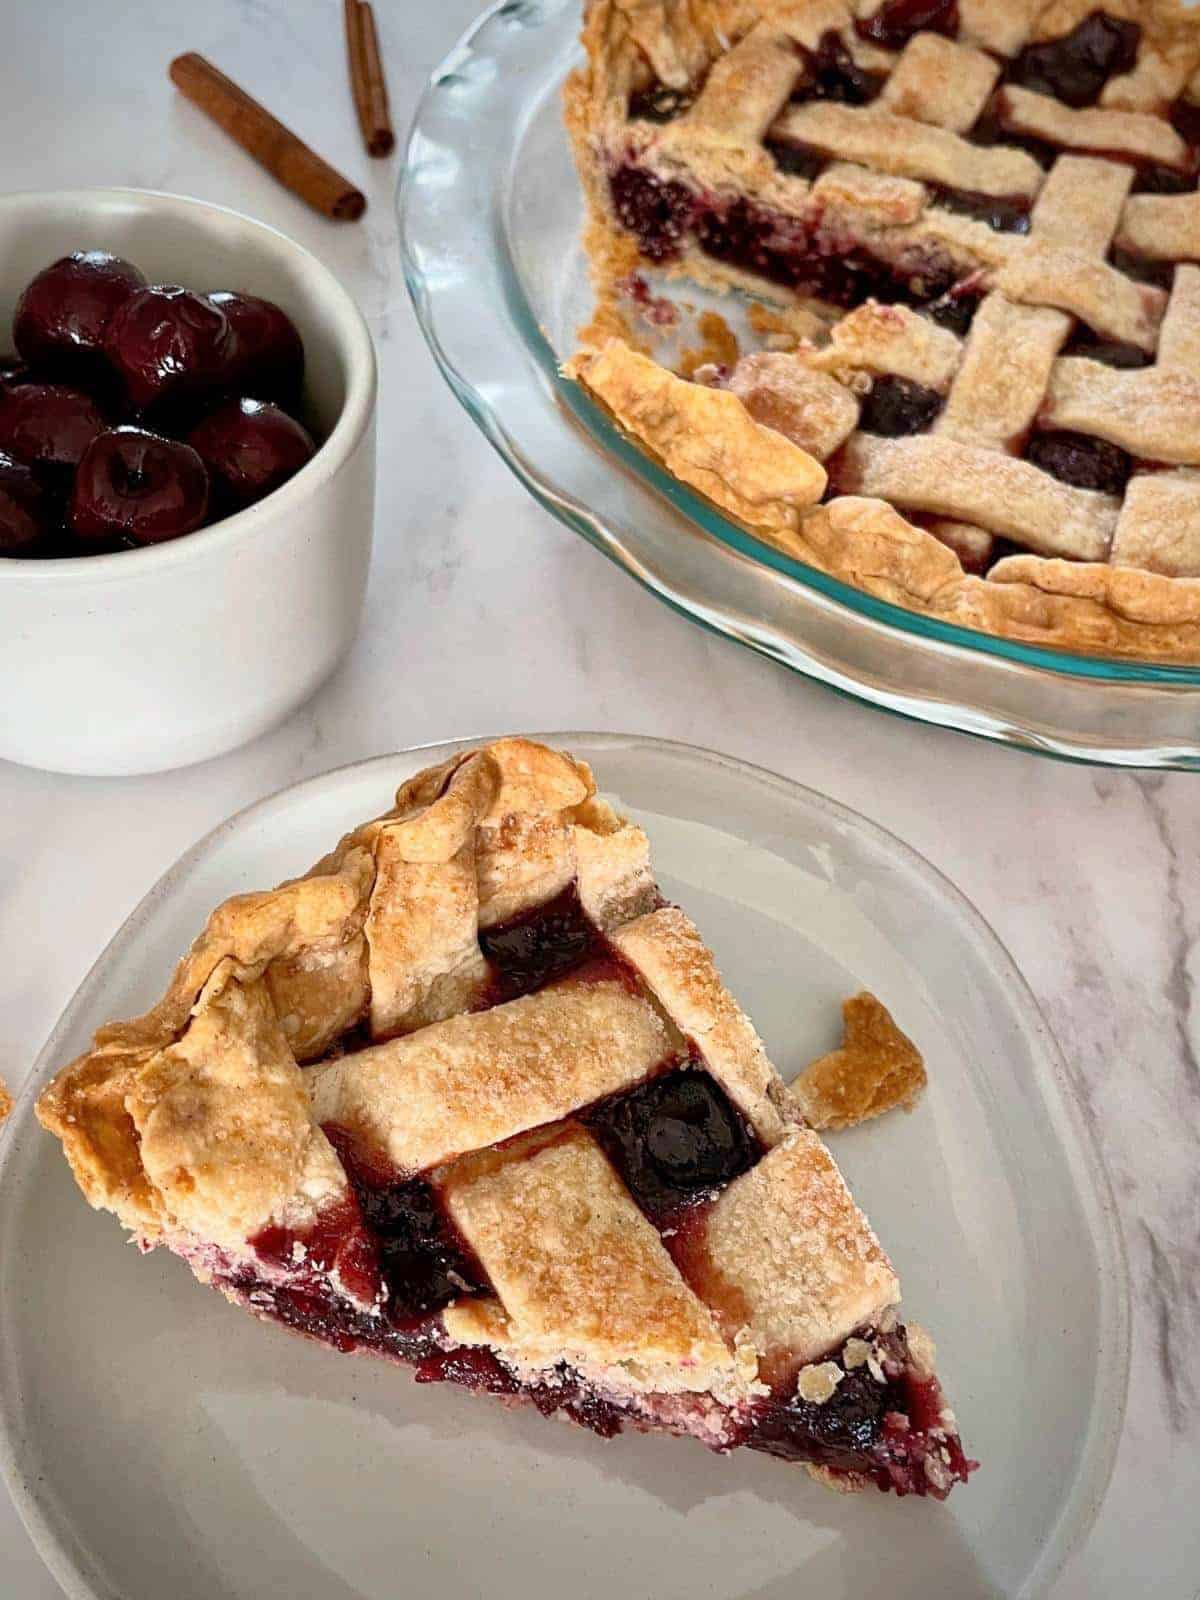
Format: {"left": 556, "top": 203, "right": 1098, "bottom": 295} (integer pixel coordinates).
{"left": 568, "top": 339, "right": 1200, "bottom": 661}
{"left": 791, "top": 992, "right": 927, "bottom": 1131}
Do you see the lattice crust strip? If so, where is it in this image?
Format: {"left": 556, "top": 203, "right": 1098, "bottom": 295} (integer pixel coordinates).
{"left": 309, "top": 973, "right": 683, "bottom": 1176}
{"left": 438, "top": 1125, "right": 741, "bottom": 1392}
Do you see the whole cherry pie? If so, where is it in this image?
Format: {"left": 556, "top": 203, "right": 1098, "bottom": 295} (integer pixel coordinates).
{"left": 37, "top": 739, "right": 972, "bottom": 1499}
{"left": 564, "top": 0, "right": 1200, "bottom": 660}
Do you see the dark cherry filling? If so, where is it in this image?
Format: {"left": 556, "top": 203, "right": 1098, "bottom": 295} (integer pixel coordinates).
{"left": 229, "top": 1270, "right": 442, "bottom": 1360}
{"left": 609, "top": 158, "right": 979, "bottom": 311}
{"left": 927, "top": 183, "right": 1031, "bottom": 234}
{"left": 1026, "top": 429, "right": 1132, "bottom": 495}
{"left": 968, "top": 100, "right": 1057, "bottom": 170}
{"left": 252, "top": 1194, "right": 381, "bottom": 1309}
{"left": 324, "top": 1128, "right": 491, "bottom": 1316}
{"left": 222, "top": 1132, "right": 495, "bottom": 1364}
{"left": 751, "top": 1362, "right": 889, "bottom": 1470}
{"left": 692, "top": 197, "right": 811, "bottom": 288}
{"left": 209, "top": 862, "right": 973, "bottom": 1492}
{"left": 924, "top": 289, "right": 980, "bottom": 336}
{"left": 790, "top": 31, "right": 886, "bottom": 106}
{"left": 414, "top": 1346, "right": 519, "bottom": 1393}
{"left": 1004, "top": 12, "right": 1141, "bottom": 109}
{"left": 764, "top": 139, "right": 827, "bottom": 182}
{"left": 858, "top": 376, "right": 944, "bottom": 437}
{"left": 1130, "top": 163, "right": 1196, "bottom": 196}
{"left": 478, "top": 880, "right": 605, "bottom": 1003}
{"left": 420, "top": 1350, "right": 630, "bottom": 1438}
{"left": 699, "top": 193, "right": 965, "bottom": 307}
{"left": 1107, "top": 247, "right": 1174, "bottom": 293}
{"left": 415, "top": 1346, "right": 627, "bottom": 1434}
{"left": 528, "top": 1367, "right": 627, "bottom": 1437}
{"left": 1061, "top": 323, "right": 1153, "bottom": 367}
{"left": 746, "top": 1327, "right": 976, "bottom": 1497}
{"left": 628, "top": 81, "right": 696, "bottom": 124}
{"left": 609, "top": 166, "right": 695, "bottom": 261}
{"left": 217, "top": 1102, "right": 973, "bottom": 1494}
{"left": 583, "top": 1063, "right": 761, "bottom": 1226}
{"left": 855, "top": 0, "right": 959, "bottom": 50}
{"left": 1170, "top": 97, "right": 1200, "bottom": 150}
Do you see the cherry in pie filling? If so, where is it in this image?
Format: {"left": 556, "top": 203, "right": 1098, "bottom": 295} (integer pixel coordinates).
{"left": 37, "top": 740, "right": 974, "bottom": 1500}
{"left": 565, "top": 1, "right": 1200, "bottom": 661}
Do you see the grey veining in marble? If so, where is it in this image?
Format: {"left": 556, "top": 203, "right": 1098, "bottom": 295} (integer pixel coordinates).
{"left": 0, "top": 2, "right": 1198, "bottom": 1595}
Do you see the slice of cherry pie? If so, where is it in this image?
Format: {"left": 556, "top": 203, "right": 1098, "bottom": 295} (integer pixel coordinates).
{"left": 564, "top": 1, "right": 1200, "bottom": 660}
{"left": 37, "top": 739, "right": 973, "bottom": 1499}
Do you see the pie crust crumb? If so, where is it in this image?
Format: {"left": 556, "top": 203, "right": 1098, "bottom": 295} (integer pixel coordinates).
{"left": 795, "top": 1359, "right": 845, "bottom": 1404}
{"left": 0, "top": 1073, "right": 11, "bottom": 1125}
{"left": 792, "top": 992, "right": 927, "bottom": 1131}
{"left": 679, "top": 310, "right": 740, "bottom": 378}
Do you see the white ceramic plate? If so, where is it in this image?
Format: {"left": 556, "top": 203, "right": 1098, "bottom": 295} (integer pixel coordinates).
{"left": 0, "top": 735, "right": 1128, "bottom": 1600}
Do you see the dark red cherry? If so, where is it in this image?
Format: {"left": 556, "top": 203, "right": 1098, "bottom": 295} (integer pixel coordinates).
{"left": 858, "top": 376, "right": 944, "bottom": 437}
{"left": 1026, "top": 430, "right": 1132, "bottom": 495}
{"left": 102, "top": 285, "right": 235, "bottom": 412}
{"left": 0, "top": 382, "right": 107, "bottom": 475}
{"left": 188, "top": 397, "right": 314, "bottom": 512}
{"left": 0, "top": 354, "right": 29, "bottom": 388}
{"left": 1006, "top": 13, "right": 1141, "bottom": 109}
{"left": 583, "top": 1067, "right": 760, "bottom": 1223}
{"left": 0, "top": 450, "right": 53, "bottom": 556}
{"left": 13, "top": 251, "right": 146, "bottom": 373}
{"left": 71, "top": 426, "right": 209, "bottom": 545}
{"left": 206, "top": 291, "right": 304, "bottom": 402}
{"left": 855, "top": 0, "right": 958, "bottom": 50}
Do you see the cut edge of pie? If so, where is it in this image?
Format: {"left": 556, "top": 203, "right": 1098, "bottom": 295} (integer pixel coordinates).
{"left": 37, "top": 737, "right": 975, "bottom": 1500}
{"left": 563, "top": 0, "right": 1200, "bottom": 662}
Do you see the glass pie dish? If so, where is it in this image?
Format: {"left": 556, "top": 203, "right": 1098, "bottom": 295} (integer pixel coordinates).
{"left": 0, "top": 735, "right": 1128, "bottom": 1598}
{"left": 399, "top": 0, "right": 1200, "bottom": 769}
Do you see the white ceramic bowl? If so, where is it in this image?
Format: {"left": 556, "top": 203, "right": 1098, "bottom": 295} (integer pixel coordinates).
{"left": 0, "top": 189, "right": 376, "bottom": 776}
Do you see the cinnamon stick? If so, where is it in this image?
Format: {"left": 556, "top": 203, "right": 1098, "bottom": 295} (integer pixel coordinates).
{"left": 344, "top": 0, "right": 394, "bottom": 158}
{"left": 169, "top": 53, "right": 366, "bottom": 221}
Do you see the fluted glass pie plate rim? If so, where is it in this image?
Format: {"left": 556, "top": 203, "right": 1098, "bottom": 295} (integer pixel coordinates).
{"left": 0, "top": 734, "right": 1127, "bottom": 1600}
{"left": 398, "top": 0, "right": 1200, "bottom": 769}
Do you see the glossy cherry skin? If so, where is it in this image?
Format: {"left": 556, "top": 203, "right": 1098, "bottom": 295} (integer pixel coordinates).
{"left": 207, "top": 291, "right": 304, "bottom": 402}
{"left": 70, "top": 426, "right": 210, "bottom": 545}
{"left": 102, "top": 285, "right": 235, "bottom": 413}
{"left": 13, "top": 251, "right": 146, "bottom": 373}
{"left": 0, "top": 450, "right": 54, "bottom": 556}
{"left": 0, "top": 354, "right": 28, "bottom": 387}
{"left": 0, "top": 382, "right": 107, "bottom": 475}
{"left": 188, "top": 397, "right": 315, "bottom": 512}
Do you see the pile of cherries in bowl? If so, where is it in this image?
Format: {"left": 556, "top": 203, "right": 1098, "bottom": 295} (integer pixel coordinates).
{"left": 0, "top": 250, "right": 318, "bottom": 558}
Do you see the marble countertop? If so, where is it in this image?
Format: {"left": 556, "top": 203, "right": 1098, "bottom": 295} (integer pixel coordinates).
{"left": 1, "top": 2, "right": 1196, "bottom": 1594}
